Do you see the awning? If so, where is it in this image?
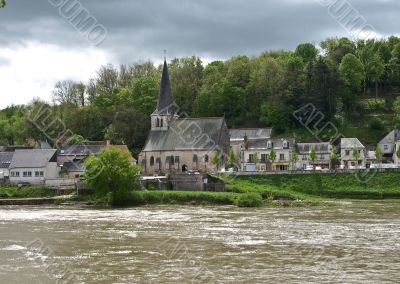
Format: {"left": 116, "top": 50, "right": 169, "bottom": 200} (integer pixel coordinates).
{"left": 273, "top": 162, "right": 289, "bottom": 166}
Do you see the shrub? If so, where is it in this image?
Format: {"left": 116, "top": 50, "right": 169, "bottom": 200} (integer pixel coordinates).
{"left": 235, "top": 193, "right": 263, "bottom": 208}
{"left": 369, "top": 117, "right": 385, "bottom": 130}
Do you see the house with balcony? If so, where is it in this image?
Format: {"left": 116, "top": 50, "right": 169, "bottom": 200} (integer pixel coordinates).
{"left": 296, "top": 142, "right": 333, "bottom": 170}
{"left": 339, "top": 138, "right": 366, "bottom": 169}
{"left": 241, "top": 138, "right": 296, "bottom": 172}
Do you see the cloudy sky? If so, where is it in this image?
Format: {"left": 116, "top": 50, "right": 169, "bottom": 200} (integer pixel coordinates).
{"left": 0, "top": 0, "right": 399, "bottom": 109}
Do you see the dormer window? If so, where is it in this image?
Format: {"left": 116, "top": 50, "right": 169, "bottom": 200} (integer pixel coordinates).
{"left": 283, "top": 140, "right": 290, "bottom": 149}
{"left": 267, "top": 141, "right": 272, "bottom": 149}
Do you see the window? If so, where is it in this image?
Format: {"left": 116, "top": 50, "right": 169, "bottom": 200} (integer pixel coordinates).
{"left": 280, "top": 154, "right": 285, "bottom": 161}
{"left": 35, "top": 171, "right": 45, "bottom": 177}
{"left": 11, "top": 171, "right": 19, "bottom": 177}
{"left": 40, "top": 171, "right": 44, "bottom": 177}
{"left": 156, "top": 158, "right": 161, "bottom": 169}
{"left": 267, "top": 141, "right": 272, "bottom": 149}
{"left": 161, "top": 119, "right": 164, "bottom": 127}
{"left": 165, "top": 157, "right": 170, "bottom": 170}
{"left": 193, "top": 155, "right": 198, "bottom": 168}
{"left": 150, "top": 156, "right": 155, "bottom": 167}
{"left": 204, "top": 155, "right": 209, "bottom": 163}
{"left": 319, "top": 154, "right": 325, "bottom": 160}
{"left": 170, "top": 156, "right": 175, "bottom": 165}
{"left": 302, "top": 155, "right": 307, "bottom": 161}
{"left": 23, "top": 171, "right": 32, "bottom": 177}
{"left": 384, "top": 145, "right": 388, "bottom": 150}
{"left": 175, "top": 156, "right": 180, "bottom": 170}
{"left": 345, "top": 150, "right": 350, "bottom": 156}
{"left": 249, "top": 154, "right": 254, "bottom": 163}
{"left": 283, "top": 141, "right": 289, "bottom": 149}
{"left": 156, "top": 118, "right": 160, "bottom": 127}
{"left": 261, "top": 154, "right": 268, "bottom": 163}
{"left": 35, "top": 171, "right": 40, "bottom": 177}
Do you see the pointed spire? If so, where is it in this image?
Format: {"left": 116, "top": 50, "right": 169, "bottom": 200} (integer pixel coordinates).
{"left": 155, "top": 59, "right": 174, "bottom": 115}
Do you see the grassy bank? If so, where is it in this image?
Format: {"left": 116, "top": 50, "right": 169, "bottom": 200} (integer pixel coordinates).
{"left": 223, "top": 171, "right": 400, "bottom": 201}
{"left": 0, "top": 186, "right": 57, "bottom": 199}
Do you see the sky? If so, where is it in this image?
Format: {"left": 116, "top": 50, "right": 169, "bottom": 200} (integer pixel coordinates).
{"left": 0, "top": 0, "right": 399, "bottom": 109}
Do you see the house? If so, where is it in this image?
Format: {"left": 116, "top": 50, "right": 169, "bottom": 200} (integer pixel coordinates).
{"left": 297, "top": 142, "right": 333, "bottom": 170}
{"left": 229, "top": 128, "right": 272, "bottom": 167}
{"left": 9, "top": 149, "right": 60, "bottom": 185}
{"left": 241, "top": 138, "right": 296, "bottom": 172}
{"left": 378, "top": 129, "right": 400, "bottom": 163}
{"left": 0, "top": 152, "right": 13, "bottom": 181}
{"left": 58, "top": 141, "right": 136, "bottom": 179}
{"left": 339, "top": 138, "right": 366, "bottom": 169}
{"left": 139, "top": 60, "right": 230, "bottom": 176}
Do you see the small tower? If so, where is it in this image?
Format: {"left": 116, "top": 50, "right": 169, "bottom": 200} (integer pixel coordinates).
{"left": 151, "top": 59, "right": 177, "bottom": 131}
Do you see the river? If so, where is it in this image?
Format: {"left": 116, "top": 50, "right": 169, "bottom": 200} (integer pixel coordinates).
{"left": 0, "top": 203, "right": 399, "bottom": 283}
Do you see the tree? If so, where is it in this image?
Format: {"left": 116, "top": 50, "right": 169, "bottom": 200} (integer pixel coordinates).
{"left": 269, "top": 149, "right": 277, "bottom": 171}
{"left": 396, "top": 145, "right": 400, "bottom": 163}
{"left": 211, "top": 152, "right": 221, "bottom": 171}
{"left": 252, "top": 152, "right": 260, "bottom": 164}
{"left": 295, "top": 43, "right": 318, "bottom": 63}
{"left": 84, "top": 148, "right": 140, "bottom": 201}
{"left": 339, "top": 54, "right": 364, "bottom": 91}
{"left": 393, "top": 97, "right": 400, "bottom": 124}
{"left": 330, "top": 146, "right": 339, "bottom": 170}
{"left": 290, "top": 150, "right": 299, "bottom": 171}
{"left": 309, "top": 148, "right": 317, "bottom": 170}
{"left": 228, "top": 150, "right": 237, "bottom": 167}
{"left": 352, "top": 147, "right": 361, "bottom": 168}
{"left": 66, "top": 134, "right": 85, "bottom": 145}
{"left": 375, "top": 145, "right": 383, "bottom": 166}
{"left": 0, "top": 0, "right": 5, "bottom": 8}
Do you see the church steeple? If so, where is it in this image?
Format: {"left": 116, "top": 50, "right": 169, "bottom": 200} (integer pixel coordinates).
{"left": 155, "top": 60, "right": 174, "bottom": 115}
{"left": 151, "top": 59, "right": 176, "bottom": 131}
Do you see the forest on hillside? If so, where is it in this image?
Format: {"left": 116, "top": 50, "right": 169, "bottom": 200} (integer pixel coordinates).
{"left": 2, "top": 36, "right": 400, "bottom": 156}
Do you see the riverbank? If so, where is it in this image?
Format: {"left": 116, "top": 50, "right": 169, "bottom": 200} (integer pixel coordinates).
{"left": 2, "top": 171, "right": 400, "bottom": 207}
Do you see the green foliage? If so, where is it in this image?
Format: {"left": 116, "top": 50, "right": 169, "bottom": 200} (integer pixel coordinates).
{"left": 396, "top": 146, "right": 400, "bottom": 159}
{"left": 235, "top": 192, "right": 263, "bottom": 208}
{"left": 295, "top": 43, "right": 318, "bottom": 63}
{"left": 228, "top": 150, "right": 237, "bottom": 166}
{"left": 83, "top": 148, "right": 140, "bottom": 202}
{"left": 376, "top": 145, "right": 383, "bottom": 163}
{"left": 0, "top": 0, "right": 5, "bottom": 8}
{"left": 0, "top": 186, "right": 56, "bottom": 199}
{"left": 352, "top": 147, "right": 361, "bottom": 161}
{"left": 369, "top": 117, "right": 385, "bottom": 131}
{"left": 330, "top": 146, "right": 339, "bottom": 161}
{"left": 309, "top": 148, "right": 317, "bottom": 164}
{"left": 269, "top": 148, "right": 277, "bottom": 163}
{"left": 339, "top": 54, "right": 364, "bottom": 90}
{"left": 393, "top": 96, "right": 400, "bottom": 123}
{"left": 66, "top": 134, "right": 85, "bottom": 145}
{"left": 212, "top": 153, "right": 221, "bottom": 169}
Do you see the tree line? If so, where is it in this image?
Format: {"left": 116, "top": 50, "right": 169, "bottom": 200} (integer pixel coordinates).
{"left": 2, "top": 36, "right": 400, "bottom": 156}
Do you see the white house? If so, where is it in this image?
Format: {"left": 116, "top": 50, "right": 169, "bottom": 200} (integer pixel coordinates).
{"left": 296, "top": 142, "right": 333, "bottom": 170}
{"left": 9, "top": 149, "right": 60, "bottom": 185}
{"left": 340, "top": 138, "right": 366, "bottom": 169}
{"left": 0, "top": 152, "right": 13, "bottom": 181}
{"left": 241, "top": 138, "right": 296, "bottom": 172}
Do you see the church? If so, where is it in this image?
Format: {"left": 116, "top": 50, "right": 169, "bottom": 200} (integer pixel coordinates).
{"left": 139, "top": 60, "right": 230, "bottom": 176}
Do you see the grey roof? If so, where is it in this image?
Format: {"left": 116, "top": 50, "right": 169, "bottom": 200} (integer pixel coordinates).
{"left": 297, "top": 142, "right": 331, "bottom": 154}
{"left": 247, "top": 138, "right": 296, "bottom": 150}
{"left": 63, "top": 160, "right": 85, "bottom": 172}
{"left": 154, "top": 60, "right": 174, "bottom": 115}
{"left": 340, "top": 138, "right": 365, "bottom": 149}
{"left": 229, "top": 128, "right": 272, "bottom": 140}
{"left": 10, "top": 149, "right": 57, "bottom": 169}
{"left": 0, "top": 152, "right": 13, "bottom": 169}
{"left": 379, "top": 129, "right": 400, "bottom": 145}
{"left": 58, "top": 145, "right": 105, "bottom": 156}
{"left": 143, "top": 117, "right": 226, "bottom": 151}
{"left": 39, "top": 140, "right": 52, "bottom": 149}
{"left": 366, "top": 151, "right": 376, "bottom": 160}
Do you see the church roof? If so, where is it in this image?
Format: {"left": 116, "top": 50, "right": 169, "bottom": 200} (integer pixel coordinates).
{"left": 143, "top": 117, "right": 226, "bottom": 151}
{"left": 154, "top": 60, "right": 174, "bottom": 115}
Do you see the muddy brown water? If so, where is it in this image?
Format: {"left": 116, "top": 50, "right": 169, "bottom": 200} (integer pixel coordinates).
{"left": 0, "top": 203, "right": 399, "bottom": 283}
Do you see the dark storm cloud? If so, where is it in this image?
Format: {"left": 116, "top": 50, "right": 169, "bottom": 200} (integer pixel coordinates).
{"left": 1, "top": 0, "right": 399, "bottom": 63}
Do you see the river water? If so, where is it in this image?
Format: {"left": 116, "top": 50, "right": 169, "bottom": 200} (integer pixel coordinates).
{"left": 0, "top": 203, "right": 399, "bottom": 283}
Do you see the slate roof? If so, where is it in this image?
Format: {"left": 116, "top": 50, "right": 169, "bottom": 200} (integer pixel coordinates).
{"left": 0, "top": 152, "right": 13, "bottom": 169}
{"left": 297, "top": 142, "right": 331, "bottom": 154}
{"left": 58, "top": 145, "right": 105, "bottom": 156}
{"left": 246, "top": 138, "right": 296, "bottom": 150}
{"left": 10, "top": 149, "right": 57, "bottom": 169}
{"left": 340, "top": 138, "right": 365, "bottom": 149}
{"left": 229, "top": 128, "right": 272, "bottom": 140}
{"left": 154, "top": 60, "right": 174, "bottom": 115}
{"left": 378, "top": 129, "right": 400, "bottom": 145}
{"left": 63, "top": 160, "right": 85, "bottom": 172}
{"left": 143, "top": 117, "right": 226, "bottom": 151}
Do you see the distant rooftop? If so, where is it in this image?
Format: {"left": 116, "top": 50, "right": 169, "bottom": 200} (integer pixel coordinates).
{"left": 229, "top": 128, "right": 272, "bottom": 141}
{"left": 340, "top": 138, "right": 365, "bottom": 149}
